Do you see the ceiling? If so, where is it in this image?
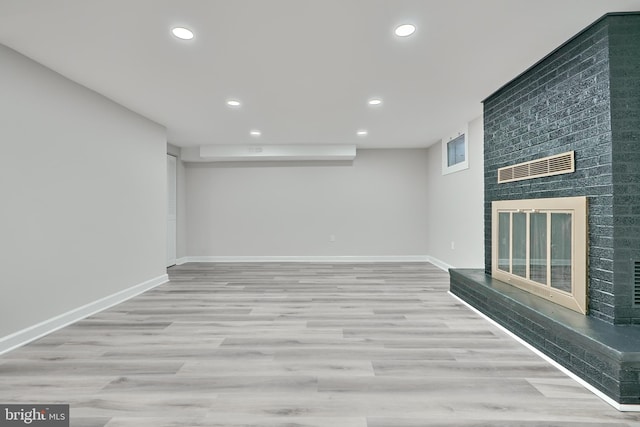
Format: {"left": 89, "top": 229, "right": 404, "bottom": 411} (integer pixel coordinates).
{"left": 1, "top": 0, "right": 640, "bottom": 149}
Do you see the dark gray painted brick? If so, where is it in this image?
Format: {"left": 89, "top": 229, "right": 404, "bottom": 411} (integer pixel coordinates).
{"left": 483, "top": 13, "right": 640, "bottom": 324}
{"left": 467, "top": 12, "right": 640, "bottom": 406}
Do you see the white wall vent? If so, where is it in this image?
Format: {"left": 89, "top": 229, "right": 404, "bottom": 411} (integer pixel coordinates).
{"left": 634, "top": 261, "right": 640, "bottom": 307}
{"left": 498, "top": 151, "right": 575, "bottom": 183}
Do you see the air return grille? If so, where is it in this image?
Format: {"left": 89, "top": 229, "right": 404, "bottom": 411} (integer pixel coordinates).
{"left": 498, "top": 151, "right": 575, "bottom": 183}
{"left": 634, "top": 261, "right": 640, "bottom": 306}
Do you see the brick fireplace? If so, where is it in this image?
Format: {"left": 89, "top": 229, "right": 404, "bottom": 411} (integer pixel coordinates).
{"left": 450, "top": 12, "right": 640, "bottom": 406}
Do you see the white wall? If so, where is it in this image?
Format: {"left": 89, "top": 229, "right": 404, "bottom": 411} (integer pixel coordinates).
{"left": 0, "top": 45, "right": 167, "bottom": 339}
{"left": 425, "top": 116, "right": 484, "bottom": 268}
{"left": 185, "top": 149, "right": 429, "bottom": 258}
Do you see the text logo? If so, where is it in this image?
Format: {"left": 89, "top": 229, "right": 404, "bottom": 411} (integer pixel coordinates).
{"left": 0, "top": 405, "right": 68, "bottom": 426}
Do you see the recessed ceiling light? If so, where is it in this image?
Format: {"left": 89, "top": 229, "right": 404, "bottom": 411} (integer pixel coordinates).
{"left": 250, "top": 130, "right": 261, "bottom": 136}
{"left": 171, "top": 27, "right": 194, "bottom": 40}
{"left": 226, "top": 100, "right": 241, "bottom": 107}
{"left": 368, "top": 98, "right": 382, "bottom": 106}
{"left": 394, "top": 24, "right": 416, "bottom": 37}
{"left": 357, "top": 130, "right": 368, "bottom": 136}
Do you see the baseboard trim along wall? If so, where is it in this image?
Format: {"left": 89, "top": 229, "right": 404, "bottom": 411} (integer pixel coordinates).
{"left": 0, "top": 274, "right": 169, "bottom": 355}
{"left": 448, "top": 291, "right": 640, "bottom": 413}
{"left": 178, "top": 255, "right": 432, "bottom": 263}
{"left": 425, "top": 256, "right": 454, "bottom": 272}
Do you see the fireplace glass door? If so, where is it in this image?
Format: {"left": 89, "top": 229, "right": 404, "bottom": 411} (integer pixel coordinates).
{"left": 492, "top": 196, "right": 587, "bottom": 314}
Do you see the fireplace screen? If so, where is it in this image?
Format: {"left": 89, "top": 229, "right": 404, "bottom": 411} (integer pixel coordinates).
{"left": 492, "top": 196, "right": 587, "bottom": 314}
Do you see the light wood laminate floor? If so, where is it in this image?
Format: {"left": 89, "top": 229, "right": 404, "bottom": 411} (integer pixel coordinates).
{"left": 1, "top": 262, "right": 639, "bottom": 426}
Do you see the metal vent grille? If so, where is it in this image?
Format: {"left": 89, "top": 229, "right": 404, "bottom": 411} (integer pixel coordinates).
{"left": 498, "top": 151, "right": 575, "bottom": 184}
{"left": 634, "top": 261, "right": 640, "bottom": 306}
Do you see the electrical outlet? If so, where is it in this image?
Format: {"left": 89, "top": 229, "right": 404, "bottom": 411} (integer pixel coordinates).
{"left": 451, "top": 241, "right": 455, "bottom": 250}
{"left": 330, "top": 234, "right": 336, "bottom": 242}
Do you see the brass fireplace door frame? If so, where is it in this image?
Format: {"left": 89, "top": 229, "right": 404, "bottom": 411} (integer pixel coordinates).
{"left": 491, "top": 196, "right": 588, "bottom": 314}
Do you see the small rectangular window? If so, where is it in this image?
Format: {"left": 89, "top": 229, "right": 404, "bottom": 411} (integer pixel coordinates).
{"left": 447, "top": 134, "right": 466, "bottom": 166}
{"left": 442, "top": 125, "right": 469, "bottom": 175}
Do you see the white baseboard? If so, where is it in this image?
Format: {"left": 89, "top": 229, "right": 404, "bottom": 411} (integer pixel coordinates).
{"left": 180, "top": 255, "right": 431, "bottom": 263}
{"left": 426, "top": 255, "right": 455, "bottom": 272}
{"left": 0, "top": 273, "right": 169, "bottom": 356}
{"left": 448, "top": 291, "right": 640, "bottom": 413}
{"left": 180, "top": 255, "right": 456, "bottom": 273}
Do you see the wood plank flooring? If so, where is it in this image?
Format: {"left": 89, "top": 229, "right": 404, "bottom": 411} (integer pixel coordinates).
{"left": 1, "top": 262, "right": 639, "bottom": 426}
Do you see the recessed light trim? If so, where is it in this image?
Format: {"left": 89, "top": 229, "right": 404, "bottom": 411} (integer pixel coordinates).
{"left": 226, "top": 100, "right": 241, "bottom": 107}
{"left": 368, "top": 98, "right": 382, "bottom": 106}
{"left": 357, "top": 130, "right": 368, "bottom": 136}
{"left": 250, "top": 130, "right": 261, "bottom": 136}
{"left": 394, "top": 24, "right": 416, "bottom": 37}
{"left": 172, "top": 27, "right": 194, "bottom": 40}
